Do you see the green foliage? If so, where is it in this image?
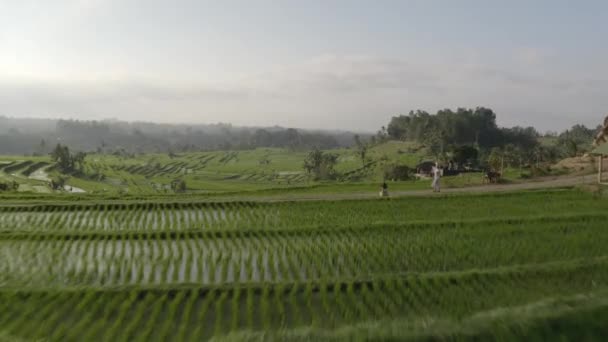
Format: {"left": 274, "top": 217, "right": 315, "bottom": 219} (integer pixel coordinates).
{"left": 386, "top": 108, "right": 543, "bottom": 167}
{"left": 49, "top": 176, "right": 67, "bottom": 190}
{"left": 51, "top": 144, "right": 86, "bottom": 173}
{"left": 0, "top": 136, "right": 577, "bottom": 196}
{"left": 170, "top": 179, "right": 187, "bottom": 193}
{"left": 0, "top": 180, "right": 18, "bottom": 192}
{"left": 557, "top": 124, "right": 596, "bottom": 157}
{"left": 387, "top": 107, "right": 504, "bottom": 148}
{"left": 303, "top": 148, "right": 338, "bottom": 180}
{"left": 258, "top": 156, "right": 271, "bottom": 166}
{"left": 452, "top": 145, "right": 479, "bottom": 165}
{"left": 353, "top": 135, "right": 368, "bottom": 166}
{"left": 487, "top": 148, "right": 503, "bottom": 172}
{"left": 530, "top": 164, "right": 552, "bottom": 177}
{"left": 0, "top": 117, "right": 358, "bottom": 155}
{"left": 383, "top": 164, "right": 412, "bottom": 181}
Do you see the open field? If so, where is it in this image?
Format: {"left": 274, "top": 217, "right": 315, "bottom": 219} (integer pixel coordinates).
{"left": 75, "top": 142, "right": 428, "bottom": 194}
{"left": 0, "top": 141, "right": 579, "bottom": 199}
{"left": 1, "top": 189, "right": 608, "bottom": 340}
{"left": 3, "top": 143, "right": 423, "bottom": 194}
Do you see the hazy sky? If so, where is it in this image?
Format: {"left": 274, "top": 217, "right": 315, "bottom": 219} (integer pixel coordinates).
{"left": 1, "top": 0, "right": 607, "bottom": 132}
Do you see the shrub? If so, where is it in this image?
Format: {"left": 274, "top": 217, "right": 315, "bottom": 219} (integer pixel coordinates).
{"left": 303, "top": 148, "right": 338, "bottom": 180}
{"left": 383, "top": 164, "right": 412, "bottom": 181}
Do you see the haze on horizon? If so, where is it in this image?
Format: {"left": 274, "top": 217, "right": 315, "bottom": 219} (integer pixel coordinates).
{"left": 1, "top": 0, "right": 607, "bottom": 133}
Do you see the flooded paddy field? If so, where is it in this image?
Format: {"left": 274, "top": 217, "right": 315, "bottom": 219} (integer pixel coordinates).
{"left": 2, "top": 189, "right": 608, "bottom": 340}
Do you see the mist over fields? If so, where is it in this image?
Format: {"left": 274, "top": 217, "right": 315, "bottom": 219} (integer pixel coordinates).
{"left": 0, "top": 116, "right": 366, "bottom": 155}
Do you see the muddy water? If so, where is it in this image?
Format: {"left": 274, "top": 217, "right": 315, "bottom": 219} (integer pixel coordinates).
{"left": 64, "top": 185, "right": 86, "bottom": 193}
{"left": 28, "top": 167, "right": 51, "bottom": 182}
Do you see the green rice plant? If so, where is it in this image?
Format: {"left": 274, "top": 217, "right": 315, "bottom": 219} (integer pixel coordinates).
{"left": 158, "top": 290, "right": 186, "bottom": 341}
{"left": 62, "top": 290, "right": 109, "bottom": 341}
{"left": 304, "top": 282, "right": 316, "bottom": 327}
{"left": 260, "top": 286, "right": 271, "bottom": 330}
{"left": 61, "top": 293, "right": 115, "bottom": 340}
{"left": 103, "top": 291, "right": 140, "bottom": 342}
{"left": 3, "top": 189, "right": 608, "bottom": 339}
{"left": 190, "top": 288, "right": 217, "bottom": 340}
{"left": 213, "top": 290, "right": 229, "bottom": 337}
{"left": 174, "top": 289, "right": 198, "bottom": 342}
{"left": 3, "top": 292, "right": 58, "bottom": 338}
{"left": 318, "top": 279, "right": 334, "bottom": 327}
{"left": 118, "top": 292, "right": 157, "bottom": 342}
{"left": 136, "top": 292, "right": 169, "bottom": 342}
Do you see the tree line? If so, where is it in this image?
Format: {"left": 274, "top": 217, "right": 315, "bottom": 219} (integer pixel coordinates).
{"left": 0, "top": 117, "right": 366, "bottom": 155}
{"left": 387, "top": 107, "right": 538, "bottom": 151}
{"left": 385, "top": 107, "right": 599, "bottom": 170}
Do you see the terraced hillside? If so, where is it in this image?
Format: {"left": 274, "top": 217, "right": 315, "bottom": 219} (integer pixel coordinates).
{"left": 0, "top": 141, "right": 433, "bottom": 194}
{"left": 1, "top": 189, "right": 608, "bottom": 340}
{"left": 0, "top": 157, "right": 53, "bottom": 193}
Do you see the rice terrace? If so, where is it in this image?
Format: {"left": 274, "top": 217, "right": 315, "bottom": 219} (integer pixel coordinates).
{"left": 3, "top": 1, "right": 608, "bottom": 340}
{"left": 2, "top": 120, "right": 608, "bottom": 340}
{"left": 1, "top": 187, "right": 608, "bottom": 341}
{"left": 2, "top": 117, "right": 608, "bottom": 341}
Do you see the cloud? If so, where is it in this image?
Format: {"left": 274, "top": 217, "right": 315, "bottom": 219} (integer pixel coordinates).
{"left": 0, "top": 80, "right": 252, "bottom": 124}
{"left": 1, "top": 54, "right": 607, "bottom": 131}
{"left": 513, "top": 47, "right": 553, "bottom": 66}
{"left": 251, "top": 55, "right": 447, "bottom": 95}
{"left": 0, "top": 79, "right": 248, "bottom": 101}
{"left": 465, "top": 65, "right": 576, "bottom": 91}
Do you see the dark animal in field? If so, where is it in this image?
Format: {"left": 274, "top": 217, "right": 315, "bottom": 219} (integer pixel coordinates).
{"left": 483, "top": 171, "right": 501, "bottom": 184}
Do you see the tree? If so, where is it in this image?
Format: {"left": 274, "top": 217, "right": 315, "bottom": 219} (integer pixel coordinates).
{"left": 171, "top": 179, "right": 187, "bottom": 193}
{"left": 51, "top": 144, "right": 86, "bottom": 173}
{"left": 424, "top": 127, "right": 445, "bottom": 160}
{"left": 285, "top": 128, "right": 302, "bottom": 150}
{"left": 556, "top": 124, "right": 594, "bottom": 157}
{"left": 49, "top": 176, "right": 67, "bottom": 191}
{"left": 383, "top": 164, "right": 412, "bottom": 181}
{"left": 501, "top": 126, "right": 539, "bottom": 151}
{"left": 259, "top": 156, "right": 271, "bottom": 166}
{"left": 387, "top": 115, "right": 411, "bottom": 140}
{"left": 532, "top": 145, "right": 561, "bottom": 166}
{"left": 73, "top": 152, "right": 87, "bottom": 171}
{"left": 0, "top": 181, "right": 18, "bottom": 192}
{"left": 487, "top": 148, "right": 503, "bottom": 172}
{"left": 353, "top": 135, "right": 368, "bottom": 166}
{"left": 375, "top": 126, "right": 389, "bottom": 143}
{"left": 251, "top": 129, "right": 273, "bottom": 147}
{"left": 385, "top": 107, "right": 502, "bottom": 149}
{"left": 452, "top": 145, "right": 479, "bottom": 166}
{"left": 38, "top": 139, "right": 47, "bottom": 155}
{"left": 51, "top": 144, "right": 74, "bottom": 172}
{"left": 303, "top": 148, "right": 338, "bottom": 180}
{"left": 562, "top": 138, "right": 580, "bottom": 158}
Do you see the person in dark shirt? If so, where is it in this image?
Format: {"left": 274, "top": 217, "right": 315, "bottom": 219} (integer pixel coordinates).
{"left": 380, "top": 181, "right": 389, "bottom": 197}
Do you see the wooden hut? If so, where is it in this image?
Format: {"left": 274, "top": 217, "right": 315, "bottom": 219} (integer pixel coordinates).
{"left": 591, "top": 143, "right": 608, "bottom": 184}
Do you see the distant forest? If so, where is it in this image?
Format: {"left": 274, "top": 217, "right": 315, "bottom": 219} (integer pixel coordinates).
{"left": 0, "top": 117, "right": 367, "bottom": 155}
{"left": 0, "top": 108, "right": 601, "bottom": 161}
{"left": 385, "top": 107, "right": 600, "bottom": 162}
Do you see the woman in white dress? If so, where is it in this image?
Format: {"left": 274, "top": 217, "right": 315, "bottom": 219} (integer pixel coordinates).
{"left": 431, "top": 163, "right": 441, "bottom": 193}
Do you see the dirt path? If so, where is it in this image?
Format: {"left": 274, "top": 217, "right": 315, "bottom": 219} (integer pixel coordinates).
{"left": 232, "top": 174, "right": 600, "bottom": 203}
